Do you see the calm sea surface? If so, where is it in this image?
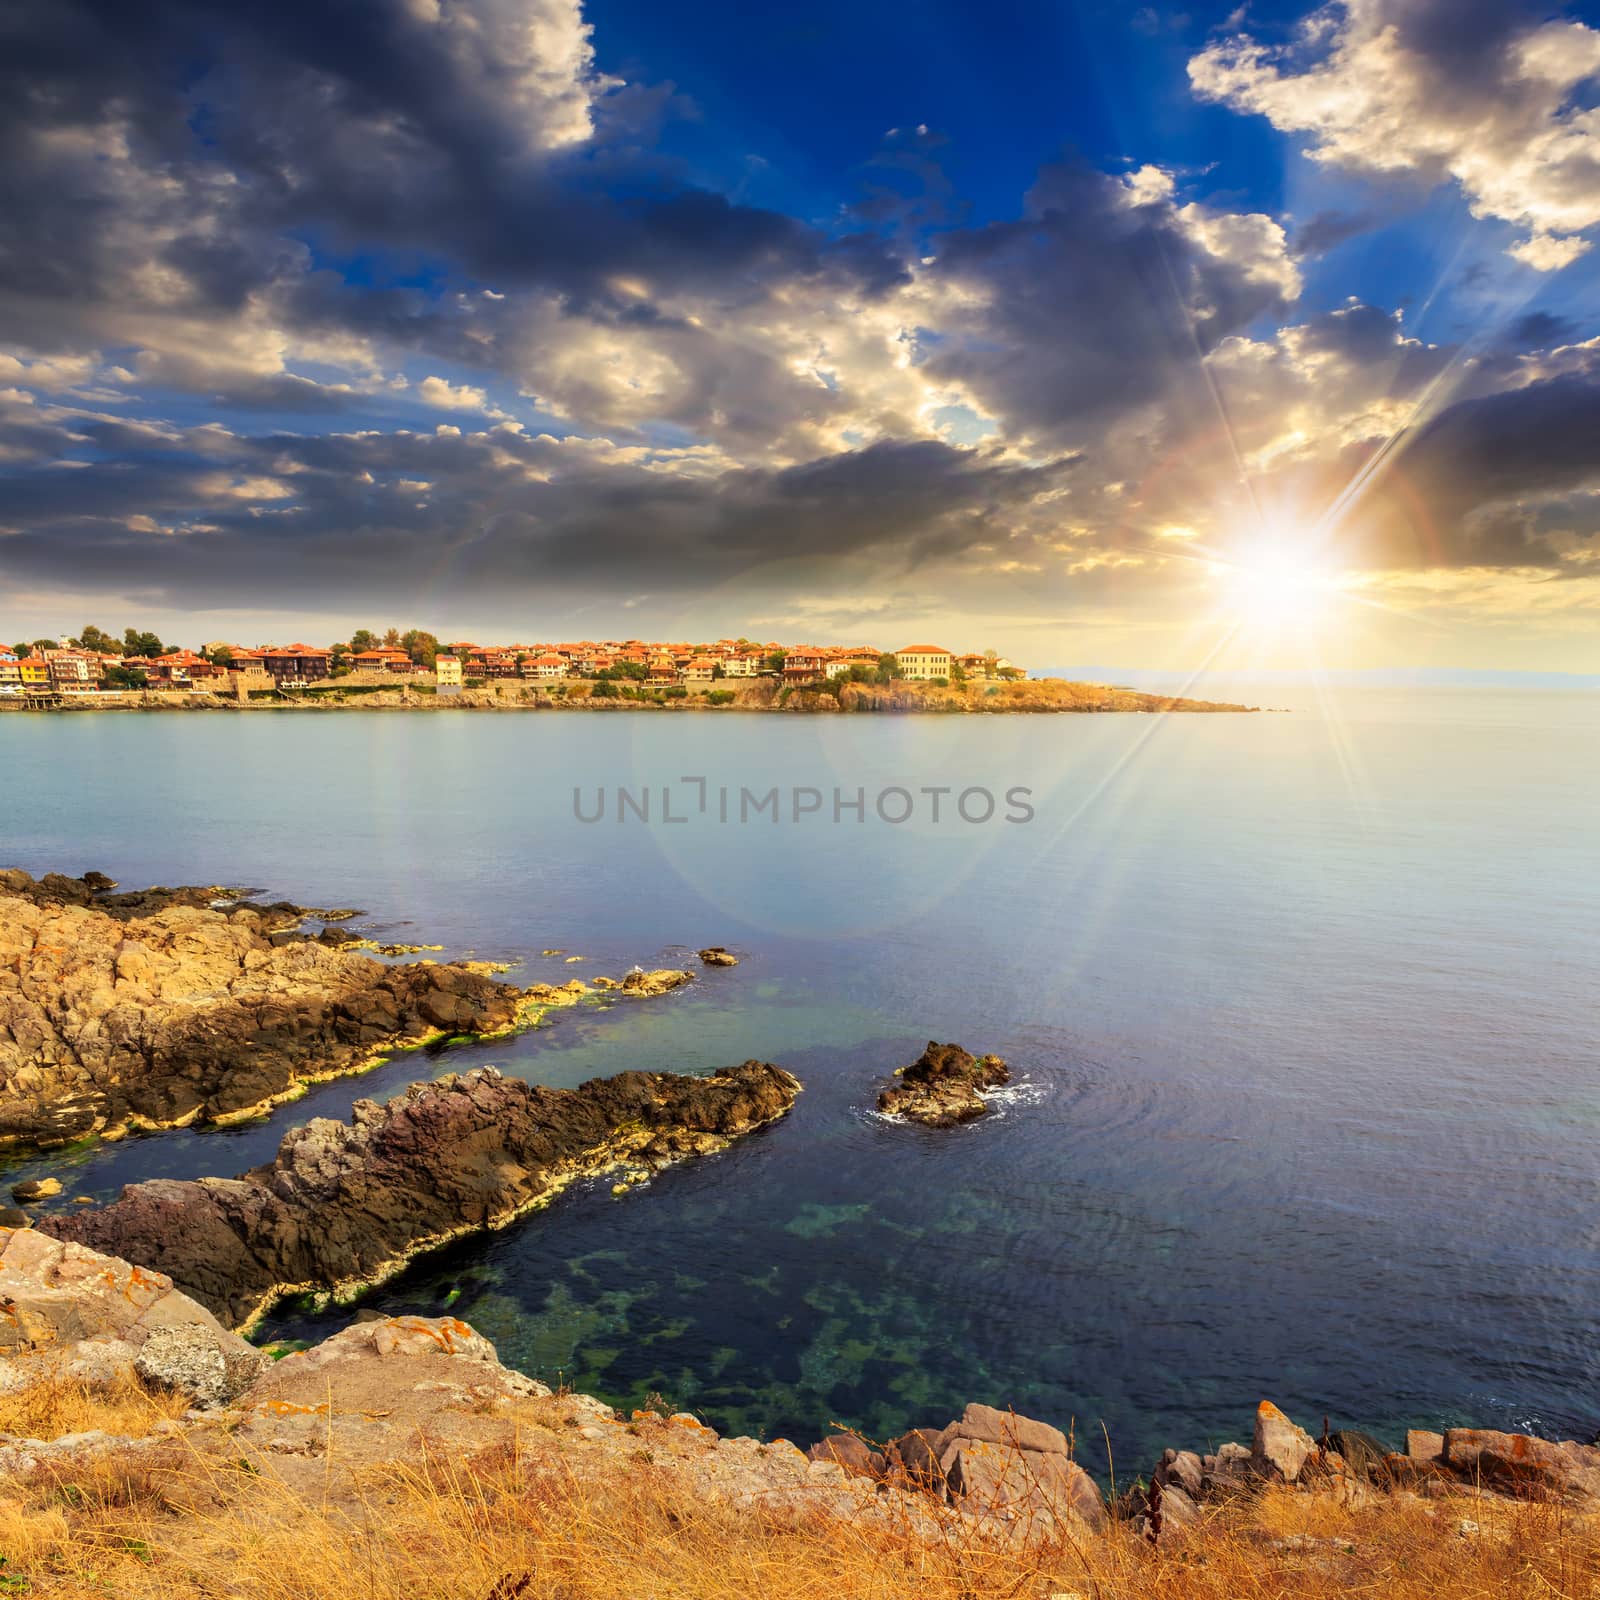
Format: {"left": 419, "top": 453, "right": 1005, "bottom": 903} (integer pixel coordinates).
{"left": 3, "top": 691, "right": 1597, "bottom": 1469}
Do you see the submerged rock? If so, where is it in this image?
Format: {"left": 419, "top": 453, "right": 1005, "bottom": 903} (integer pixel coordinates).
{"left": 875, "top": 1041, "right": 1011, "bottom": 1127}
{"left": 45, "top": 1060, "right": 801, "bottom": 1330}
{"left": 620, "top": 968, "right": 694, "bottom": 996}
{"left": 10, "top": 1177, "right": 62, "bottom": 1203}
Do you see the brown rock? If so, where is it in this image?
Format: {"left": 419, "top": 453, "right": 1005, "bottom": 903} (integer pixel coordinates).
{"left": 620, "top": 968, "right": 694, "bottom": 996}
{"left": 1156, "top": 1447, "right": 1204, "bottom": 1499}
{"left": 884, "top": 1425, "right": 950, "bottom": 1484}
{"left": 698, "top": 948, "right": 739, "bottom": 967}
{"left": 948, "top": 1401, "right": 1069, "bottom": 1458}
{"left": 10, "top": 1177, "right": 61, "bottom": 1203}
{"left": 0, "top": 1225, "right": 260, "bottom": 1403}
{"left": 939, "top": 1438, "right": 1105, "bottom": 1530}
{"left": 45, "top": 1061, "right": 801, "bottom": 1330}
{"left": 1407, "top": 1429, "right": 1445, "bottom": 1462}
{"left": 1252, "top": 1400, "right": 1317, "bottom": 1482}
{"left": 0, "top": 869, "right": 527, "bottom": 1147}
{"left": 1443, "top": 1429, "right": 1600, "bottom": 1502}
{"left": 806, "top": 1434, "right": 883, "bottom": 1480}
{"left": 875, "top": 1041, "right": 1011, "bottom": 1127}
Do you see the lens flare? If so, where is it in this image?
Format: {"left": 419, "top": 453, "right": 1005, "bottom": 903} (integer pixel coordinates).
{"left": 1218, "top": 549, "right": 1340, "bottom": 629}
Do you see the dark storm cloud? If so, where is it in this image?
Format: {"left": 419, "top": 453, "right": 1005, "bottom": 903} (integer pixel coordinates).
{"left": 1261, "top": 364, "right": 1600, "bottom": 571}
{"left": 924, "top": 159, "right": 1296, "bottom": 441}
{"left": 0, "top": 0, "right": 905, "bottom": 368}
{"left": 0, "top": 421, "right": 1070, "bottom": 607}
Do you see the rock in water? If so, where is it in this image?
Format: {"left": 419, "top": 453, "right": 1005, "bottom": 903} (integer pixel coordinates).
{"left": 10, "top": 1177, "right": 62, "bottom": 1203}
{"left": 698, "top": 947, "right": 739, "bottom": 967}
{"left": 875, "top": 1041, "right": 1010, "bottom": 1127}
{"left": 44, "top": 1061, "right": 801, "bottom": 1330}
{"left": 0, "top": 867, "right": 527, "bottom": 1146}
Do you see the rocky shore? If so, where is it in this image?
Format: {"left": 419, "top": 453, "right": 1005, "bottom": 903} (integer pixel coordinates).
{"left": 0, "top": 1226, "right": 1596, "bottom": 1599}
{"left": 43, "top": 1061, "right": 801, "bottom": 1329}
{"left": 3, "top": 677, "right": 1258, "bottom": 716}
{"left": 0, "top": 869, "right": 694, "bottom": 1148}
{"left": 876, "top": 1040, "right": 1011, "bottom": 1126}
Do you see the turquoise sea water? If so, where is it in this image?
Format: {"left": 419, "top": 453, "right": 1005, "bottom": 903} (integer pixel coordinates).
{"left": 3, "top": 691, "right": 1597, "bottom": 1468}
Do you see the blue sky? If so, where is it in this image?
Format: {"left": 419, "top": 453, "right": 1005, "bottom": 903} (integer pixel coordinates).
{"left": 1, "top": 0, "right": 1598, "bottom": 671}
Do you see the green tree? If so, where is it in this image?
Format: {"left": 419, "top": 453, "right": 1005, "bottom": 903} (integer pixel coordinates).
{"left": 122, "top": 628, "right": 164, "bottom": 658}
{"left": 77, "top": 624, "right": 118, "bottom": 654}
{"left": 349, "top": 629, "right": 378, "bottom": 653}
{"left": 104, "top": 665, "right": 149, "bottom": 689}
{"left": 401, "top": 629, "right": 440, "bottom": 668}
{"left": 12, "top": 643, "right": 31, "bottom": 658}
{"left": 381, "top": 627, "right": 402, "bottom": 649}
{"left": 207, "top": 644, "right": 235, "bottom": 667}
{"left": 32, "top": 638, "right": 60, "bottom": 653}
{"left": 763, "top": 651, "right": 786, "bottom": 673}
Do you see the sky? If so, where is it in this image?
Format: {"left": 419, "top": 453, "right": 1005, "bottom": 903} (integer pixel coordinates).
{"left": 2, "top": 0, "right": 1599, "bottom": 673}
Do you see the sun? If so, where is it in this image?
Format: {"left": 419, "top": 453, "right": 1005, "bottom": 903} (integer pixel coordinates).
{"left": 1218, "top": 548, "right": 1340, "bottom": 629}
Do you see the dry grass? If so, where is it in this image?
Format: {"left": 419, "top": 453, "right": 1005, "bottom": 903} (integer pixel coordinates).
{"left": 0, "top": 1370, "right": 189, "bottom": 1443}
{"left": 0, "top": 1429, "right": 1595, "bottom": 1600}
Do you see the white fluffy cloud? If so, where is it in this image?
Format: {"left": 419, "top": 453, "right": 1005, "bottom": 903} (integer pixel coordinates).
{"left": 1189, "top": 0, "right": 1600, "bottom": 268}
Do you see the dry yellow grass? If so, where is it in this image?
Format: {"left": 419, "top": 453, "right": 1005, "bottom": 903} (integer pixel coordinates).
{"left": 0, "top": 1428, "right": 1595, "bottom": 1600}
{"left": 0, "top": 1369, "right": 189, "bottom": 1443}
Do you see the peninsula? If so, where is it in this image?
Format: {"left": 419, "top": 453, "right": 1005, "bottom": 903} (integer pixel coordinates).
{"left": 1, "top": 627, "right": 1255, "bottom": 713}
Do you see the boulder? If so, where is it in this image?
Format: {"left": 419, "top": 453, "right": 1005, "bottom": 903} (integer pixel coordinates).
{"left": 884, "top": 1425, "right": 950, "bottom": 1484}
{"left": 1407, "top": 1429, "right": 1445, "bottom": 1462}
{"left": 875, "top": 1042, "right": 1011, "bottom": 1127}
{"left": 1328, "top": 1429, "right": 1393, "bottom": 1482}
{"left": 940, "top": 1438, "right": 1104, "bottom": 1530}
{"left": 0, "top": 1225, "right": 262, "bottom": 1397}
{"left": 948, "top": 1401, "right": 1069, "bottom": 1458}
{"left": 10, "top": 1177, "right": 62, "bottom": 1203}
{"left": 620, "top": 968, "right": 693, "bottom": 996}
{"left": 806, "top": 1434, "right": 883, "bottom": 1480}
{"left": 1443, "top": 1429, "right": 1600, "bottom": 1502}
{"left": 698, "top": 948, "right": 739, "bottom": 967}
{"left": 1155, "top": 1447, "right": 1204, "bottom": 1500}
{"left": 134, "top": 1323, "right": 267, "bottom": 1408}
{"left": 1252, "top": 1401, "right": 1317, "bottom": 1483}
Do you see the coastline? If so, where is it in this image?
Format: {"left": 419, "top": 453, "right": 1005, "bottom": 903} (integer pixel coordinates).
{"left": 3, "top": 1227, "right": 1598, "bottom": 1600}
{"left": 0, "top": 676, "right": 1258, "bottom": 716}
{"left": 0, "top": 870, "right": 697, "bottom": 1150}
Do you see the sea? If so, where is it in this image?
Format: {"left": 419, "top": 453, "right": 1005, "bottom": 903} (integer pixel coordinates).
{"left": 3, "top": 689, "right": 1597, "bottom": 1471}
